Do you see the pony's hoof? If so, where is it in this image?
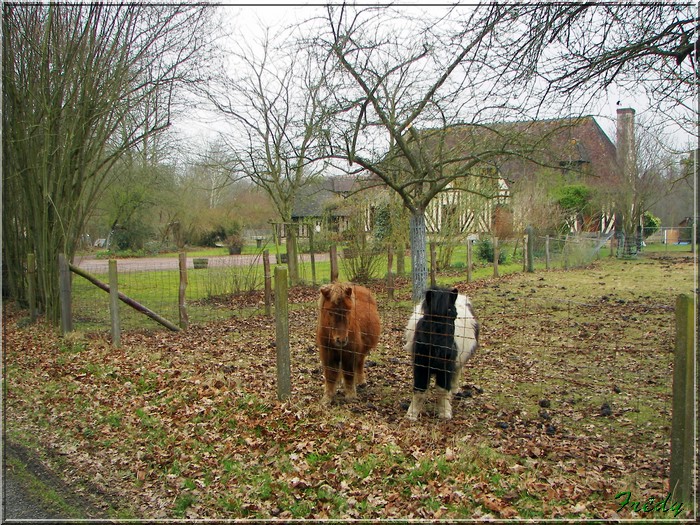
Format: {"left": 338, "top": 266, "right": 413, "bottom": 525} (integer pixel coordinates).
{"left": 405, "top": 406, "right": 421, "bottom": 420}
{"left": 343, "top": 387, "right": 358, "bottom": 401}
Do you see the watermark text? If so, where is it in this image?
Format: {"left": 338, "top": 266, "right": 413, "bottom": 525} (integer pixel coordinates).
{"left": 615, "top": 491, "right": 684, "bottom": 517}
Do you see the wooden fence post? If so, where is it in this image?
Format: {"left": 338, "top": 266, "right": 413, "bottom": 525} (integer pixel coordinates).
{"left": 58, "top": 253, "right": 73, "bottom": 335}
{"left": 275, "top": 266, "right": 291, "bottom": 401}
{"left": 429, "top": 242, "right": 437, "bottom": 287}
{"left": 609, "top": 234, "right": 615, "bottom": 258}
{"left": 109, "top": 260, "right": 121, "bottom": 347}
{"left": 330, "top": 245, "right": 339, "bottom": 283}
{"left": 27, "top": 253, "right": 37, "bottom": 322}
{"left": 387, "top": 246, "right": 394, "bottom": 301}
{"left": 670, "top": 293, "right": 695, "bottom": 503}
{"left": 69, "top": 263, "right": 180, "bottom": 331}
{"left": 466, "top": 240, "right": 473, "bottom": 283}
{"left": 526, "top": 226, "right": 535, "bottom": 273}
{"left": 492, "top": 236, "right": 499, "bottom": 278}
{"left": 522, "top": 233, "right": 528, "bottom": 272}
{"left": 396, "top": 244, "right": 405, "bottom": 277}
{"left": 263, "top": 250, "right": 272, "bottom": 317}
{"left": 545, "top": 235, "right": 551, "bottom": 270}
{"left": 178, "top": 252, "right": 188, "bottom": 329}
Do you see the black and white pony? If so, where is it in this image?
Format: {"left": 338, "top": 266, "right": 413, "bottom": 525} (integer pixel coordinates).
{"left": 404, "top": 286, "right": 479, "bottom": 420}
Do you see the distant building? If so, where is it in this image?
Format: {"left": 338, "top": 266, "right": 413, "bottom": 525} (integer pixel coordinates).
{"left": 287, "top": 176, "right": 358, "bottom": 238}
{"left": 424, "top": 110, "right": 628, "bottom": 236}
{"left": 284, "top": 110, "right": 634, "bottom": 239}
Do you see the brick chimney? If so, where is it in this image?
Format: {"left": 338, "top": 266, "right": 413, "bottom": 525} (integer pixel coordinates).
{"left": 616, "top": 108, "right": 636, "bottom": 180}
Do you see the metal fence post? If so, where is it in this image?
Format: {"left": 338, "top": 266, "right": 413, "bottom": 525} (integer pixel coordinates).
{"left": 466, "top": 239, "right": 473, "bottom": 283}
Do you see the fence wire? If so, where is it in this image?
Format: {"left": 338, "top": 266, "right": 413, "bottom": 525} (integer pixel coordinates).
{"left": 68, "top": 232, "right": 692, "bottom": 334}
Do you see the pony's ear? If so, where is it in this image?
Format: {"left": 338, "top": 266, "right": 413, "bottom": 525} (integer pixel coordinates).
{"left": 450, "top": 287, "right": 459, "bottom": 304}
{"left": 422, "top": 288, "right": 440, "bottom": 313}
{"left": 344, "top": 285, "right": 353, "bottom": 298}
{"left": 320, "top": 284, "right": 332, "bottom": 300}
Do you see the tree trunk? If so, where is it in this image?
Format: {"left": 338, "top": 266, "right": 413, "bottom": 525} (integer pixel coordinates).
{"left": 409, "top": 211, "right": 428, "bottom": 303}
{"left": 396, "top": 245, "right": 405, "bottom": 277}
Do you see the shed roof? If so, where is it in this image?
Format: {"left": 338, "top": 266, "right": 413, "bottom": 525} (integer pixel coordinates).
{"left": 291, "top": 176, "right": 362, "bottom": 219}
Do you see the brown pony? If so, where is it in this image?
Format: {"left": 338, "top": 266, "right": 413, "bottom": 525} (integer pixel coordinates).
{"left": 316, "top": 282, "right": 380, "bottom": 404}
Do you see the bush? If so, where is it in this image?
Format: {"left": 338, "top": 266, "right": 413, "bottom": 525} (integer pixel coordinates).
{"left": 476, "top": 238, "right": 507, "bottom": 264}
{"left": 199, "top": 226, "right": 227, "bottom": 247}
{"left": 111, "top": 219, "right": 152, "bottom": 251}
{"left": 642, "top": 212, "right": 661, "bottom": 238}
{"left": 225, "top": 222, "right": 244, "bottom": 255}
{"left": 341, "top": 231, "right": 383, "bottom": 283}
{"left": 205, "top": 263, "right": 262, "bottom": 297}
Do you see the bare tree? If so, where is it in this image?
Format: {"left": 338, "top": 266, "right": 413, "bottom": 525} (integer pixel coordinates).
{"left": 315, "top": 3, "right": 696, "bottom": 298}
{"left": 533, "top": 4, "right": 697, "bottom": 140}
{"left": 208, "top": 27, "right": 331, "bottom": 284}
{"left": 319, "top": 5, "right": 544, "bottom": 300}
{"left": 2, "top": 3, "right": 217, "bottom": 322}
{"left": 607, "top": 120, "right": 686, "bottom": 254}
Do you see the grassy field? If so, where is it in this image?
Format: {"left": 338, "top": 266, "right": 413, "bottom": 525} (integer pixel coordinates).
{"left": 4, "top": 247, "right": 695, "bottom": 519}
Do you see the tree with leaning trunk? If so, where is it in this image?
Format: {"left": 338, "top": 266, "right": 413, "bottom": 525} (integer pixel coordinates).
{"left": 2, "top": 3, "right": 216, "bottom": 323}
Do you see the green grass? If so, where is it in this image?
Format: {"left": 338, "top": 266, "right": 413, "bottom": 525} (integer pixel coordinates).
{"left": 5, "top": 454, "right": 86, "bottom": 519}
{"left": 174, "top": 493, "right": 197, "bottom": 517}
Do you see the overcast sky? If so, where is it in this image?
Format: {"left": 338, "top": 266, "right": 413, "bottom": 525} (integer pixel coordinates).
{"left": 172, "top": 3, "right": 695, "bottom": 155}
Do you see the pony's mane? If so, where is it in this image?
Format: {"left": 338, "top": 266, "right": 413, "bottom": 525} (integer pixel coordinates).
{"left": 320, "top": 282, "right": 354, "bottom": 307}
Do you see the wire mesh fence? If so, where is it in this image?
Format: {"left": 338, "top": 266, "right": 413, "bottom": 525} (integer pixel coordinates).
{"left": 71, "top": 254, "right": 268, "bottom": 332}
{"left": 64, "top": 229, "right": 695, "bottom": 336}
{"left": 299, "top": 280, "right": 682, "bottom": 503}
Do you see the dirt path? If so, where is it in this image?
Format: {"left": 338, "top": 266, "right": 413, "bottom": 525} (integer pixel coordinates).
{"left": 74, "top": 252, "right": 329, "bottom": 273}
{"left": 3, "top": 441, "right": 107, "bottom": 520}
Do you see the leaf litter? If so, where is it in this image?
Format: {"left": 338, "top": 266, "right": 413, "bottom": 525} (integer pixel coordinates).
{"left": 3, "top": 255, "right": 695, "bottom": 519}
